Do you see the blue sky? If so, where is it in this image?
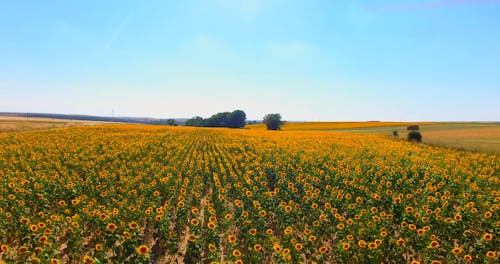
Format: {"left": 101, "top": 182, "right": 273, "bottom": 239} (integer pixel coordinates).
{"left": 1, "top": 0, "right": 499, "bottom": 121}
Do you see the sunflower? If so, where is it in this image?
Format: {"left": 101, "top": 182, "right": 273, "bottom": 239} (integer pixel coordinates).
{"left": 273, "top": 244, "right": 281, "bottom": 252}
{"left": 482, "top": 233, "right": 493, "bottom": 241}
{"left": 358, "top": 240, "right": 367, "bottom": 248}
{"left": 83, "top": 256, "right": 95, "bottom": 264}
{"left": 208, "top": 243, "right": 217, "bottom": 253}
{"left": 190, "top": 219, "right": 200, "bottom": 226}
{"left": 368, "top": 242, "right": 378, "bottom": 249}
{"left": 129, "top": 221, "right": 139, "bottom": 229}
{"left": 486, "top": 251, "right": 497, "bottom": 259}
{"left": 18, "top": 246, "right": 28, "bottom": 254}
{"left": 294, "top": 243, "right": 303, "bottom": 251}
{"left": 429, "top": 241, "right": 439, "bottom": 249}
{"left": 254, "top": 244, "right": 262, "bottom": 251}
{"left": 1, "top": 244, "right": 9, "bottom": 252}
{"left": 186, "top": 234, "right": 197, "bottom": 241}
{"left": 137, "top": 245, "right": 149, "bottom": 255}
{"left": 452, "top": 247, "right": 462, "bottom": 255}
{"left": 341, "top": 243, "right": 350, "bottom": 250}
{"left": 228, "top": 235, "right": 237, "bottom": 244}
{"left": 95, "top": 244, "right": 103, "bottom": 251}
{"left": 319, "top": 246, "right": 328, "bottom": 254}
{"left": 106, "top": 223, "right": 117, "bottom": 232}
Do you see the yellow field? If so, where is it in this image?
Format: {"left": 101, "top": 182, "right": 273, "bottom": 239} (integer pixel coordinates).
{"left": 0, "top": 124, "right": 498, "bottom": 263}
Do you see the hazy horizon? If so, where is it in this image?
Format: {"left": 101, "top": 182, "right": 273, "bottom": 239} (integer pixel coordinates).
{"left": 1, "top": 1, "right": 499, "bottom": 121}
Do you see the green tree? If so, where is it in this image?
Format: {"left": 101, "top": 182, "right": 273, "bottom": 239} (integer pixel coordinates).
{"left": 228, "top": 110, "right": 246, "bottom": 128}
{"left": 166, "top": 119, "right": 177, "bottom": 126}
{"left": 263, "top": 113, "right": 282, "bottom": 130}
{"left": 205, "top": 112, "right": 230, "bottom": 127}
{"left": 185, "top": 116, "right": 205, "bottom": 127}
{"left": 407, "top": 131, "right": 422, "bottom": 142}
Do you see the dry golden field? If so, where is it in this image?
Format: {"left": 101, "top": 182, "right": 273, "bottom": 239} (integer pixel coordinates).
{"left": 336, "top": 123, "right": 500, "bottom": 155}
{"left": 246, "top": 122, "right": 441, "bottom": 131}
{"left": 0, "top": 116, "right": 103, "bottom": 133}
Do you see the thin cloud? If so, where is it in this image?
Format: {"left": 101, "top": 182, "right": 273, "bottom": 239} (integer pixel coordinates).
{"left": 104, "top": 14, "right": 132, "bottom": 53}
{"left": 371, "top": 0, "right": 500, "bottom": 12}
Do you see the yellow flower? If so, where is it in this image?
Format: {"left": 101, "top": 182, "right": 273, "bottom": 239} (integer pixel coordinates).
{"left": 253, "top": 244, "right": 262, "bottom": 251}
{"left": 429, "top": 240, "right": 439, "bottom": 249}
{"left": 294, "top": 243, "right": 303, "bottom": 251}
{"left": 106, "top": 223, "right": 117, "bottom": 232}
{"left": 452, "top": 247, "right": 463, "bottom": 255}
{"left": 137, "top": 245, "right": 149, "bottom": 255}
{"left": 486, "top": 251, "right": 497, "bottom": 259}
{"left": 483, "top": 233, "right": 493, "bottom": 241}
{"left": 1, "top": 244, "right": 9, "bottom": 252}
{"left": 341, "top": 243, "right": 350, "bottom": 250}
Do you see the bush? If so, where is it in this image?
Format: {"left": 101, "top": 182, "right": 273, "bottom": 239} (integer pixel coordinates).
{"left": 263, "top": 113, "right": 282, "bottom": 130}
{"left": 392, "top": 130, "right": 399, "bottom": 137}
{"left": 407, "top": 131, "right": 422, "bottom": 142}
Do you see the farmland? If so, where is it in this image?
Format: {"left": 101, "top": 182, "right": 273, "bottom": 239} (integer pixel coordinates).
{"left": 336, "top": 123, "right": 500, "bottom": 155}
{"left": 0, "top": 116, "right": 101, "bottom": 133}
{"left": 247, "top": 122, "right": 500, "bottom": 155}
{"left": 0, "top": 124, "right": 499, "bottom": 263}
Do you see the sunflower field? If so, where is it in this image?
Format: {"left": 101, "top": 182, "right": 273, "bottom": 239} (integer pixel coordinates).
{"left": 0, "top": 125, "right": 499, "bottom": 263}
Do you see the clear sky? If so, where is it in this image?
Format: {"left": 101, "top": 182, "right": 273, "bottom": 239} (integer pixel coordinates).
{"left": 1, "top": 0, "right": 499, "bottom": 121}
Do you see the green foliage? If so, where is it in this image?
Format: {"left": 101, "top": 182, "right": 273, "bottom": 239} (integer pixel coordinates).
{"left": 205, "top": 112, "right": 231, "bottom": 127}
{"left": 408, "top": 131, "right": 422, "bottom": 142}
{"left": 263, "top": 113, "right": 282, "bottom": 130}
{"left": 166, "top": 119, "right": 177, "bottom": 126}
{"left": 186, "top": 116, "right": 205, "bottom": 127}
{"left": 392, "top": 130, "right": 399, "bottom": 137}
{"left": 228, "top": 110, "right": 246, "bottom": 128}
{"left": 185, "top": 110, "right": 246, "bottom": 128}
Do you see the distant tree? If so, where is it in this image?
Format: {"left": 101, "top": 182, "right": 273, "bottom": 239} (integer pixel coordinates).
{"left": 166, "top": 119, "right": 177, "bottom": 126}
{"left": 263, "top": 113, "right": 282, "bottom": 130}
{"left": 392, "top": 130, "right": 399, "bottom": 137}
{"left": 407, "top": 131, "right": 422, "bottom": 142}
{"left": 228, "top": 110, "right": 246, "bottom": 128}
{"left": 186, "top": 116, "right": 205, "bottom": 127}
{"left": 205, "top": 112, "right": 231, "bottom": 127}
{"left": 186, "top": 110, "right": 247, "bottom": 128}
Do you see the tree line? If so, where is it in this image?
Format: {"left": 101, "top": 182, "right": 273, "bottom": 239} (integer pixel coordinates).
{"left": 185, "top": 110, "right": 246, "bottom": 128}
{"left": 185, "top": 110, "right": 283, "bottom": 130}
